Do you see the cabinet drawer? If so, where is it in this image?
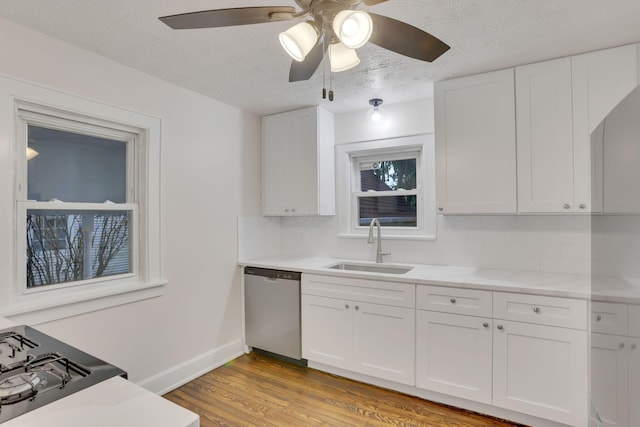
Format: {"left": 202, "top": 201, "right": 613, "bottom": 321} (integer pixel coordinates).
{"left": 417, "top": 285, "right": 492, "bottom": 317}
{"left": 302, "top": 274, "right": 415, "bottom": 308}
{"left": 591, "top": 301, "right": 628, "bottom": 335}
{"left": 629, "top": 304, "right": 640, "bottom": 338}
{"left": 493, "top": 292, "right": 587, "bottom": 330}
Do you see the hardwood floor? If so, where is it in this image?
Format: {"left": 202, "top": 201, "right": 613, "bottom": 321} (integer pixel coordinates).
{"left": 163, "top": 353, "right": 526, "bottom": 427}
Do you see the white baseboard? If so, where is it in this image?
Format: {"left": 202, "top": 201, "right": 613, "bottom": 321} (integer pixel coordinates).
{"left": 138, "top": 339, "right": 244, "bottom": 395}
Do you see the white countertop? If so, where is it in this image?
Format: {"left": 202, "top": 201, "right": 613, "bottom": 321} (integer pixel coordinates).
{"left": 0, "top": 317, "right": 199, "bottom": 427}
{"left": 241, "top": 256, "right": 604, "bottom": 300}
{"left": 1, "top": 376, "right": 199, "bottom": 427}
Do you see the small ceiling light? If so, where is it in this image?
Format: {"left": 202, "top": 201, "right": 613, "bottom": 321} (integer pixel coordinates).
{"left": 26, "top": 146, "right": 39, "bottom": 160}
{"left": 367, "top": 98, "right": 386, "bottom": 122}
{"left": 279, "top": 22, "right": 318, "bottom": 62}
{"left": 333, "top": 10, "right": 373, "bottom": 49}
{"left": 329, "top": 43, "right": 360, "bottom": 72}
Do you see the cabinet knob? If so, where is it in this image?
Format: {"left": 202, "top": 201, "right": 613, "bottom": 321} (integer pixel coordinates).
{"left": 483, "top": 322, "right": 489, "bottom": 328}
{"left": 563, "top": 204, "right": 571, "bottom": 210}
{"left": 497, "top": 325, "right": 504, "bottom": 330}
{"left": 632, "top": 344, "right": 637, "bottom": 351}
{"left": 285, "top": 208, "right": 289, "bottom": 213}
{"left": 438, "top": 207, "right": 444, "bottom": 212}
{"left": 533, "top": 307, "right": 540, "bottom": 314}
{"left": 355, "top": 305, "right": 359, "bottom": 311}
{"left": 345, "top": 304, "right": 349, "bottom": 309}
{"left": 291, "top": 208, "right": 296, "bottom": 213}
{"left": 579, "top": 204, "right": 586, "bottom": 209}
{"left": 620, "top": 343, "right": 626, "bottom": 349}
{"left": 596, "top": 314, "right": 602, "bottom": 322}
{"left": 450, "top": 298, "right": 457, "bottom": 304}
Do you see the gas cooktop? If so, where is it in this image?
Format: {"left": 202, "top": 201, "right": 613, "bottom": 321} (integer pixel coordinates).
{"left": 0, "top": 325, "right": 126, "bottom": 423}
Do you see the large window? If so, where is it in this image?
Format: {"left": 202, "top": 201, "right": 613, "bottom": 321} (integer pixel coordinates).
{"left": 21, "top": 120, "right": 134, "bottom": 289}
{"left": 336, "top": 134, "right": 436, "bottom": 239}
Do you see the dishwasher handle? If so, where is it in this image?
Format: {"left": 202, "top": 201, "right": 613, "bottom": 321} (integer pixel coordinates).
{"left": 244, "top": 266, "right": 301, "bottom": 281}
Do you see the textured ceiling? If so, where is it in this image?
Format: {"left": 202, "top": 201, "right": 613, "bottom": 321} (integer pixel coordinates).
{"left": 1, "top": 0, "right": 640, "bottom": 115}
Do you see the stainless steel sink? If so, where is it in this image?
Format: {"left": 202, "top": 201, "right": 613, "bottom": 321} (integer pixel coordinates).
{"left": 327, "top": 262, "right": 413, "bottom": 275}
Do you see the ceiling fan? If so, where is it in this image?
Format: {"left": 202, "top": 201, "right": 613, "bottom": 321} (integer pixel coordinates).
{"left": 159, "top": 0, "right": 450, "bottom": 86}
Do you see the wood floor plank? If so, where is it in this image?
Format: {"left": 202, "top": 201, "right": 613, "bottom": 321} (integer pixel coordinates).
{"left": 164, "top": 353, "right": 527, "bottom": 427}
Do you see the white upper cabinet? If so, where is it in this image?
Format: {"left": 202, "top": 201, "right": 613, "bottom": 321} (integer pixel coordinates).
{"left": 435, "top": 69, "right": 517, "bottom": 214}
{"left": 516, "top": 58, "right": 576, "bottom": 213}
{"left": 573, "top": 44, "right": 639, "bottom": 214}
{"left": 262, "top": 106, "right": 335, "bottom": 216}
{"left": 436, "top": 44, "right": 638, "bottom": 214}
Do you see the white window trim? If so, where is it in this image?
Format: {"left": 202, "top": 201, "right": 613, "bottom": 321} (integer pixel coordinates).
{"left": 0, "top": 77, "right": 165, "bottom": 325}
{"left": 336, "top": 134, "right": 436, "bottom": 240}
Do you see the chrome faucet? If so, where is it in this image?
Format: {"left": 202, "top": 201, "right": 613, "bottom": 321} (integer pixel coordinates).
{"left": 368, "top": 218, "right": 390, "bottom": 263}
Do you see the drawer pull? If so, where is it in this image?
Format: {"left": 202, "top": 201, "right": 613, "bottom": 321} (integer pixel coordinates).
{"left": 450, "top": 298, "right": 456, "bottom": 304}
{"left": 482, "top": 322, "right": 489, "bottom": 328}
{"left": 497, "top": 325, "right": 504, "bottom": 330}
{"left": 620, "top": 343, "right": 626, "bottom": 349}
{"left": 533, "top": 307, "right": 540, "bottom": 314}
{"left": 345, "top": 304, "right": 349, "bottom": 309}
{"left": 563, "top": 203, "right": 571, "bottom": 210}
{"left": 596, "top": 314, "right": 602, "bottom": 322}
{"left": 355, "top": 305, "right": 359, "bottom": 311}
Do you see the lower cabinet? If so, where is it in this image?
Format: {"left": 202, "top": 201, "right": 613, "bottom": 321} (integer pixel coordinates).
{"left": 416, "top": 285, "right": 588, "bottom": 427}
{"left": 591, "top": 302, "right": 640, "bottom": 427}
{"left": 416, "top": 310, "right": 493, "bottom": 404}
{"left": 492, "top": 320, "right": 587, "bottom": 426}
{"left": 301, "top": 274, "right": 416, "bottom": 385}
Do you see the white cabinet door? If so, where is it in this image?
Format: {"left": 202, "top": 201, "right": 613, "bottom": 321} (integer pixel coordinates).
{"left": 628, "top": 337, "right": 640, "bottom": 427}
{"left": 493, "top": 320, "right": 588, "bottom": 426}
{"left": 353, "top": 302, "right": 415, "bottom": 385}
{"left": 573, "top": 44, "right": 639, "bottom": 214}
{"left": 516, "top": 58, "right": 576, "bottom": 213}
{"left": 416, "top": 310, "right": 492, "bottom": 404}
{"left": 591, "top": 333, "right": 629, "bottom": 427}
{"left": 435, "top": 69, "right": 517, "bottom": 214}
{"left": 262, "top": 106, "right": 335, "bottom": 216}
{"left": 301, "top": 294, "right": 352, "bottom": 370}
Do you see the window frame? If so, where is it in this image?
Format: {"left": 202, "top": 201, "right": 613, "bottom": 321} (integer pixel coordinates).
{"left": 16, "top": 107, "right": 139, "bottom": 292}
{"left": 1, "top": 82, "right": 164, "bottom": 324}
{"left": 336, "top": 134, "right": 436, "bottom": 239}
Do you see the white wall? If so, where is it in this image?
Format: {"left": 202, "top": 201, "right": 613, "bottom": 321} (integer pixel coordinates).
{"left": 0, "top": 17, "right": 262, "bottom": 387}
{"left": 277, "top": 98, "right": 592, "bottom": 275}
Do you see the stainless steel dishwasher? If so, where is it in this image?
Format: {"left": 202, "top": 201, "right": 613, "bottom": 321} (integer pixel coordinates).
{"left": 244, "top": 267, "right": 304, "bottom": 361}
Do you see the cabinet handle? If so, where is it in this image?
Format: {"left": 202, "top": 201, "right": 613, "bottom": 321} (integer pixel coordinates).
{"left": 596, "top": 314, "right": 602, "bottom": 322}
{"left": 533, "top": 307, "right": 540, "bottom": 314}
{"left": 563, "top": 204, "right": 571, "bottom": 210}
{"left": 483, "top": 322, "right": 489, "bottom": 328}
{"left": 579, "top": 204, "right": 586, "bottom": 209}
{"left": 450, "top": 298, "right": 456, "bottom": 304}
{"left": 497, "top": 325, "right": 504, "bottom": 330}
{"left": 620, "top": 343, "right": 626, "bottom": 349}
{"left": 355, "top": 305, "right": 359, "bottom": 311}
{"left": 345, "top": 304, "right": 349, "bottom": 309}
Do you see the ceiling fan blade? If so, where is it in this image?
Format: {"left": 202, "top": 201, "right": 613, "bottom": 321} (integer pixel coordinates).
{"left": 362, "top": 0, "right": 389, "bottom": 5}
{"left": 289, "top": 41, "right": 325, "bottom": 82}
{"left": 159, "top": 7, "right": 296, "bottom": 29}
{"left": 368, "top": 13, "right": 450, "bottom": 62}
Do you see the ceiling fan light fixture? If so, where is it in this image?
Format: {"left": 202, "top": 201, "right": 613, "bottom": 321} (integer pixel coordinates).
{"left": 329, "top": 43, "right": 360, "bottom": 72}
{"left": 332, "top": 10, "right": 373, "bottom": 49}
{"left": 279, "top": 22, "right": 318, "bottom": 62}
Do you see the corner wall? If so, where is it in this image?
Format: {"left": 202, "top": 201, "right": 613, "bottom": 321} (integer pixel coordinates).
{"left": 0, "top": 17, "right": 262, "bottom": 388}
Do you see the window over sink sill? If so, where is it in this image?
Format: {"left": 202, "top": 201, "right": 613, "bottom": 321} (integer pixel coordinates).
{"left": 336, "top": 134, "right": 436, "bottom": 239}
{"left": 0, "top": 76, "right": 164, "bottom": 324}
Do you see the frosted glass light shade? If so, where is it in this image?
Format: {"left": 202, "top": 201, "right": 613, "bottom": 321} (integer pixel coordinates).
{"left": 26, "top": 146, "right": 39, "bottom": 160}
{"left": 333, "top": 10, "right": 373, "bottom": 49}
{"left": 279, "top": 22, "right": 318, "bottom": 62}
{"left": 329, "top": 43, "right": 360, "bottom": 72}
